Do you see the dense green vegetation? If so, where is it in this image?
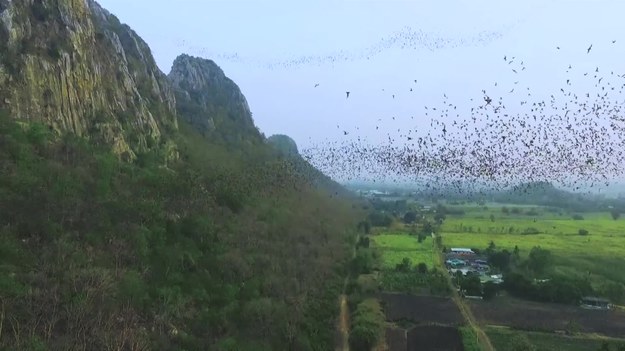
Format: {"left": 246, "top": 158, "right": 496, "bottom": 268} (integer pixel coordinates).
{"left": 0, "top": 114, "right": 359, "bottom": 350}
{"left": 503, "top": 271, "right": 593, "bottom": 304}
{"left": 372, "top": 234, "right": 434, "bottom": 269}
{"left": 347, "top": 199, "right": 451, "bottom": 298}
{"left": 348, "top": 299, "right": 385, "bottom": 351}
{"left": 362, "top": 233, "right": 449, "bottom": 295}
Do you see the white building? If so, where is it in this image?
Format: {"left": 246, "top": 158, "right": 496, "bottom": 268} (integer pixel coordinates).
{"left": 450, "top": 248, "right": 475, "bottom": 255}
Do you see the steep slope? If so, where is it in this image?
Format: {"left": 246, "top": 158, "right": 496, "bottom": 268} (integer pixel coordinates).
{"left": 0, "top": 2, "right": 362, "bottom": 351}
{"left": 169, "top": 54, "right": 263, "bottom": 146}
{"left": 268, "top": 134, "right": 352, "bottom": 197}
{"left": 0, "top": 113, "right": 359, "bottom": 350}
{"left": 168, "top": 57, "right": 352, "bottom": 196}
{"left": 0, "top": 0, "right": 177, "bottom": 159}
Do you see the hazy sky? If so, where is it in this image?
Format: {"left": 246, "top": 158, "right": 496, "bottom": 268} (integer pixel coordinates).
{"left": 93, "top": 0, "right": 625, "bottom": 192}
{"left": 97, "top": 0, "right": 625, "bottom": 147}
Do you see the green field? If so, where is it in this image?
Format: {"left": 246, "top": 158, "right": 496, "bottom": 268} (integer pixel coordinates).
{"left": 440, "top": 206, "right": 625, "bottom": 290}
{"left": 371, "top": 233, "right": 435, "bottom": 269}
{"left": 486, "top": 326, "right": 625, "bottom": 351}
{"left": 459, "top": 326, "right": 482, "bottom": 351}
{"left": 443, "top": 208, "right": 625, "bottom": 237}
{"left": 366, "top": 232, "right": 450, "bottom": 295}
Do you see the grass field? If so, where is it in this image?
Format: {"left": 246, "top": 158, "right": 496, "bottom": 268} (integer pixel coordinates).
{"left": 486, "top": 326, "right": 625, "bottom": 351}
{"left": 443, "top": 207, "right": 625, "bottom": 237}
{"left": 440, "top": 206, "right": 625, "bottom": 287}
{"left": 459, "top": 326, "right": 482, "bottom": 351}
{"left": 371, "top": 233, "right": 435, "bottom": 270}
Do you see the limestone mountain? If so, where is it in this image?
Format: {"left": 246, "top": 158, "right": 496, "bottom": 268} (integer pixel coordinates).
{"left": 0, "top": 1, "right": 348, "bottom": 194}
{"left": 0, "top": 0, "right": 178, "bottom": 159}
{"left": 169, "top": 54, "right": 263, "bottom": 146}
{"left": 0, "top": 2, "right": 361, "bottom": 350}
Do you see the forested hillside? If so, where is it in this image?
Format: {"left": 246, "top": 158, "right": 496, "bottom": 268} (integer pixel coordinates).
{"left": 0, "top": 111, "right": 360, "bottom": 350}
{"left": 267, "top": 134, "right": 352, "bottom": 198}
{"left": 0, "top": 1, "right": 362, "bottom": 350}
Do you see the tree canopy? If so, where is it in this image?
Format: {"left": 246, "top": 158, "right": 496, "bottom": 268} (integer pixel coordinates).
{"left": 0, "top": 115, "right": 361, "bottom": 350}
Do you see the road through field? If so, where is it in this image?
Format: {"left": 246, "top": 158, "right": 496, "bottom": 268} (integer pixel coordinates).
{"left": 336, "top": 234, "right": 360, "bottom": 351}
{"left": 452, "top": 292, "right": 494, "bottom": 351}
{"left": 433, "top": 233, "right": 495, "bottom": 351}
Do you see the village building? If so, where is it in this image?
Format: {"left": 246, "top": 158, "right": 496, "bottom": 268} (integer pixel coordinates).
{"left": 450, "top": 248, "right": 475, "bottom": 255}
{"left": 580, "top": 297, "right": 611, "bottom": 310}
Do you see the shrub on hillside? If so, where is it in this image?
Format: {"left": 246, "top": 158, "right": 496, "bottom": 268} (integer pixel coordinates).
{"left": 572, "top": 214, "right": 584, "bottom": 220}
{"left": 578, "top": 229, "right": 589, "bottom": 236}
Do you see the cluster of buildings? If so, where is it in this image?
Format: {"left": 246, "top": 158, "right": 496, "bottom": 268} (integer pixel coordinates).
{"left": 444, "top": 249, "right": 612, "bottom": 309}
{"left": 357, "top": 189, "right": 391, "bottom": 198}
{"left": 444, "top": 248, "right": 503, "bottom": 285}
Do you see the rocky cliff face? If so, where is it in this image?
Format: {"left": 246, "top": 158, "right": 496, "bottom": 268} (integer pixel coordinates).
{"left": 0, "top": 0, "right": 177, "bottom": 159}
{"left": 168, "top": 54, "right": 263, "bottom": 145}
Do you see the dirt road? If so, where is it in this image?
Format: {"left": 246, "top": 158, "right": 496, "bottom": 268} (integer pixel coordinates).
{"left": 434, "top": 234, "right": 495, "bottom": 351}
{"left": 336, "top": 294, "right": 350, "bottom": 351}
{"left": 336, "top": 234, "right": 360, "bottom": 351}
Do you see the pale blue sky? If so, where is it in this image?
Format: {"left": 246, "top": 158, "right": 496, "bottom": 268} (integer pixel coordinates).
{"left": 97, "top": 0, "right": 625, "bottom": 188}
{"left": 98, "top": 0, "right": 625, "bottom": 148}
